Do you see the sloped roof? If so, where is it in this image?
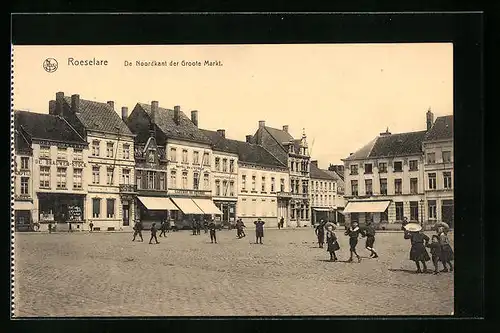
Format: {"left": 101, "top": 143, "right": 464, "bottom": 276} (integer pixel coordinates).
{"left": 324, "top": 169, "right": 345, "bottom": 183}
{"left": 14, "top": 129, "right": 32, "bottom": 153}
{"left": 251, "top": 126, "right": 295, "bottom": 148}
{"left": 310, "top": 163, "right": 335, "bottom": 180}
{"left": 14, "top": 110, "right": 87, "bottom": 144}
{"left": 201, "top": 129, "right": 286, "bottom": 168}
{"left": 63, "top": 97, "right": 132, "bottom": 135}
{"left": 139, "top": 103, "right": 211, "bottom": 144}
{"left": 424, "top": 115, "right": 453, "bottom": 141}
{"left": 344, "top": 138, "right": 378, "bottom": 161}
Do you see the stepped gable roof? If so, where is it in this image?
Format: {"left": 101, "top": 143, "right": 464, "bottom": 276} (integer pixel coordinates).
{"left": 310, "top": 163, "right": 336, "bottom": 180}
{"left": 139, "top": 103, "right": 211, "bottom": 144}
{"left": 201, "top": 129, "right": 286, "bottom": 168}
{"left": 14, "top": 110, "right": 86, "bottom": 144}
{"left": 424, "top": 115, "right": 453, "bottom": 141}
{"left": 63, "top": 97, "right": 132, "bottom": 135}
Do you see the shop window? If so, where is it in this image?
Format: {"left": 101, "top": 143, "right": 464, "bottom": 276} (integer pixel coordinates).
{"left": 428, "top": 173, "right": 436, "bottom": 190}
{"left": 351, "top": 213, "right": 359, "bottom": 223}
{"left": 106, "top": 142, "right": 114, "bottom": 158}
{"left": 73, "top": 169, "right": 83, "bottom": 189}
{"left": 410, "top": 201, "right": 419, "bottom": 221}
{"left": 92, "top": 166, "right": 100, "bottom": 184}
{"left": 20, "top": 157, "right": 29, "bottom": 170}
{"left": 123, "top": 144, "right": 130, "bottom": 159}
{"left": 381, "top": 210, "right": 388, "bottom": 222}
{"left": 92, "top": 198, "right": 101, "bottom": 218}
{"left": 107, "top": 199, "right": 115, "bottom": 218}
{"left": 409, "top": 160, "right": 418, "bottom": 171}
{"left": 107, "top": 168, "right": 115, "bottom": 186}
{"left": 40, "top": 166, "right": 50, "bottom": 188}
{"left": 380, "top": 178, "right": 387, "bottom": 195}
{"left": 395, "top": 202, "right": 404, "bottom": 221}
{"left": 443, "top": 172, "right": 452, "bottom": 189}
{"left": 393, "top": 161, "right": 403, "bottom": 172}
{"left": 394, "top": 179, "right": 402, "bottom": 195}
{"left": 56, "top": 167, "right": 67, "bottom": 189}
{"left": 428, "top": 200, "right": 437, "bottom": 219}
{"left": 410, "top": 178, "right": 418, "bottom": 194}
{"left": 20, "top": 177, "right": 29, "bottom": 195}
{"left": 365, "top": 212, "right": 373, "bottom": 223}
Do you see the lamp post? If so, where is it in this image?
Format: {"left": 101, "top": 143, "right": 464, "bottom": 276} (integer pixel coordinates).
{"left": 419, "top": 198, "right": 424, "bottom": 227}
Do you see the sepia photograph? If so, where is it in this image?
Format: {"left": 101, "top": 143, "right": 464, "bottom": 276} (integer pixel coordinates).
{"left": 11, "top": 43, "right": 455, "bottom": 317}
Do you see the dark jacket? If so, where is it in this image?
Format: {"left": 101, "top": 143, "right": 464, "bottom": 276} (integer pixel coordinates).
{"left": 151, "top": 225, "right": 157, "bottom": 235}
{"left": 345, "top": 227, "right": 361, "bottom": 239}
{"left": 362, "top": 225, "right": 376, "bottom": 237}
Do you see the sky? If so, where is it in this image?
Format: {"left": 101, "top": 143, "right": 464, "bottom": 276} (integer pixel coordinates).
{"left": 12, "top": 44, "right": 453, "bottom": 168}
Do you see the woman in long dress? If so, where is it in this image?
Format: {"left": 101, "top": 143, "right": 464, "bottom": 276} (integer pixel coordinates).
{"left": 325, "top": 224, "right": 340, "bottom": 261}
{"left": 436, "top": 226, "right": 454, "bottom": 272}
{"left": 404, "top": 228, "right": 431, "bottom": 273}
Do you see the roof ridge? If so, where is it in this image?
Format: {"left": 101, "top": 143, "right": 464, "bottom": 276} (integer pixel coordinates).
{"left": 263, "top": 126, "right": 289, "bottom": 153}
{"left": 366, "top": 136, "right": 379, "bottom": 158}
{"left": 58, "top": 115, "right": 87, "bottom": 143}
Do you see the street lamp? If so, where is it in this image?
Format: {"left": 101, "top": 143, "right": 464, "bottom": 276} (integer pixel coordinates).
{"left": 419, "top": 199, "right": 424, "bottom": 227}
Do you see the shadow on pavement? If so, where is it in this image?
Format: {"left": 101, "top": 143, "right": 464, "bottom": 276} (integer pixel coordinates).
{"left": 388, "top": 268, "right": 436, "bottom": 274}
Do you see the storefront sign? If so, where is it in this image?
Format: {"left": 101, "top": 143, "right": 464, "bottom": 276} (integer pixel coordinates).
{"left": 14, "top": 170, "right": 31, "bottom": 176}
{"left": 35, "top": 159, "right": 86, "bottom": 167}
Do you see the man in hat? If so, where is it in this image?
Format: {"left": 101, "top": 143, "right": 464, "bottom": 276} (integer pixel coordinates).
{"left": 361, "top": 220, "right": 378, "bottom": 258}
{"left": 344, "top": 221, "right": 362, "bottom": 263}
{"left": 315, "top": 219, "right": 326, "bottom": 248}
{"left": 132, "top": 220, "right": 143, "bottom": 242}
{"left": 236, "top": 218, "right": 246, "bottom": 238}
{"left": 159, "top": 219, "right": 167, "bottom": 237}
{"left": 149, "top": 222, "right": 159, "bottom": 244}
{"left": 208, "top": 218, "right": 218, "bottom": 244}
{"left": 191, "top": 218, "right": 197, "bottom": 236}
{"left": 254, "top": 218, "right": 265, "bottom": 244}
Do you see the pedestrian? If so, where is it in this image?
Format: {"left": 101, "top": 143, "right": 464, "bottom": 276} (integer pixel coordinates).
{"left": 166, "top": 217, "right": 171, "bottom": 233}
{"left": 344, "top": 221, "right": 362, "bottom": 263}
{"left": 277, "top": 217, "right": 282, "bottom": 230}
{"left": 436, "top": 225, "right": 454, "bottom": 272}
{"left": 426, "top": 235, "right": 442, "bottom": 274}
{"left": 48, "top": 222, "right": 52, "bottom": 234}
{"left": 203, "top": 219, "right": 209, "bottom": 234}
{"left": 315, "top": 220, "right": 325, "bottom": 248}
{"left": 401, "top": 216, "right": 409, "bottom": 231}
{"left": 68, "top": 222, "right": 72, "bottom": 233}
{"left": 325, "top": 223, "right": 340, "bottom": 261}
{"left": 196, "top": 219, "right": 202, "bottom": 235}
{"left": 361, "top": 220, "right": 378, "bottom": 258}
{"left": 403, "top": 223, "right": 431, "bottom": 273}
{"left": 159, "top": 220, "right": 167, "bottom": 237}
{"left": 236, "top": 218, "right": 246, "bottom": 238}
{"left": 89, "top": 221, "right": 94, "bottom": 232}
{"left": 149, "top": 222, "right": 159, "bottom": 244}
{"left": 254, "top": 218, "right": 265, "bottom": 244}
{"left": 209, "top": 219, "right": 217, "bottom": 244}
{"left": 132, "top": 220, "right": 143, "bottom": 242}
{"left": 280, "top": 217, "right": 285, "bottom": 229}
{"left": 192, "top": 218, "right": 197, "bottom": 236}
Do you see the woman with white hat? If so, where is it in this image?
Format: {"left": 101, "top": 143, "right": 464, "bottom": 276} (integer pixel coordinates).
{"left": 403, "top": 223, "right": 431, "bottom": 273}
{"left": 435, "top": 222, "right": 454, "bottom": 272}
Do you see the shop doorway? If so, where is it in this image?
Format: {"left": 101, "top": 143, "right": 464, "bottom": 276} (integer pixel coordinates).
{"left": 122, "top": 204, "right": 130, "bottom": 226}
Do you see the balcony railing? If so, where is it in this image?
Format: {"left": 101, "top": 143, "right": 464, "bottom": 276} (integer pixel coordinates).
{"left": 119, "top": 184, "right": 137, "bottom": 193}
{"left": 170, "top": 188, "right": 212, "bottom": 197}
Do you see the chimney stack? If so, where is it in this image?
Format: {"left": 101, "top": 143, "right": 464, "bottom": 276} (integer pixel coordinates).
{"left": 150, "top": 101, "right": 158, "bottom": 124}
{"left": 246, "top": 135, "right": 253, "bottom": 143}
{"left": 380, "top": 127, "right": 391, "bottom": 136}
{"left": 49, "top": 100, "right": 56, "bottom": 115}
{"left": 107, "top": 101, "right": 115, "bottom": 110}
{"left": 283, "top": 125, "right": 289, "bottom": 133}
{"left": 217, "top": 129, "right": 226, "bottom": 138}
{"left": 70, "top": 94, "right": 80, "bottom": 114}
{"left": 174, "top": 105, "right": 180, "bottom": 125}
{"left": 258, "top": 120, "right": 265, "bottom": 128}
{"left": 55, "top": 92, "right": 64, "bottom": 116}
{"left": 426, "top": 108, "right": 434, "bottom": 131}
{"left": 311, "top": 160, "right": 318, "bottom": 167}
{"left": 121, "top": 107, "right": 129, "bottom": 122}
{"left": 191, "top": 110, "right": 199, "bottom": 127}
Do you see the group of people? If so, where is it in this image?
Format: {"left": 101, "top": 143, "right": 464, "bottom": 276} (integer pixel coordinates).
{"left": 234, "top": 218, "right": 265, "bottom": 244}
{"left": 315, "top": 219, "right": 378, "bottom": 262}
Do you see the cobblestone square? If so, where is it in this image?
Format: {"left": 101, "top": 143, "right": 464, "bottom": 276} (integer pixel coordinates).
{"left": 13, "top": 228, "right": 453, "bottom": 317}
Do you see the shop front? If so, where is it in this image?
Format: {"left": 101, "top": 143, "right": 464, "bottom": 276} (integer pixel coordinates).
{"left": 14, "top": 200, "right": 34, "bottom": 231}
{"left": 136, "top": 196, "right": 178, "bottom": 230}
{"left": 343, "top": 200, "right": 391, "bottom": 227}
{"left": 312, "top": 207, "right": 334, "bottom": 225}
{"left": 170, "top": 197, "right": 222, "bottom": 229}
{"left": 213, "top": 200, "right": 236, "bottom": 228}
{"left": 36, "top": 192, "right": 86, "bottom": 231}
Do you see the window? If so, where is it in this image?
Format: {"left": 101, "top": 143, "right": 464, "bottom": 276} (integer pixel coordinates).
{"left": 252, "top": 176, "right": 256, "bottom": 191}
{"left": 170, "top": 170, "right": 177, "bottom": 188}
{"left": 410, "top": 201, "right": 419, "bottom": 221}
{"left": 56, "top": 167, "right": 67, "bottom": 189}
{"left": 364, "top": 163, "right": 373, "bottom": 174}
{"left": 261, "top": 177, "right": 266, "bottom": 192}
{"left": 350, "top": 164, "right": 358, "bottom": 175}
{"left": 136, "top": 173, "right": 142, "bottom": 189}
{"left": 351, "top": 180, "right": 358, "bottom": 196}
{"left": 296, "top": 181, "right": 300, "bottom": 194}
{"left": 106, "top": 142, "right": 114, "bottom": 158}
{"left": 222, "top": 180, "right": 228, "bottom": 196}
{"left": 203, "top": 173, "right": 209, "bottom": 189}
{"left": 296, "top": 162, "right": 300, "bottom": 171}
{"left": 302, "top": 180, "right": 308, "bottom": 195}
{"left": 428, "top": 173, "right": 437, "bottom": 190}
{"left": 215, "top": 180, "right": 221, "bottom": 196}
{"left": 40, "top": 166, "right": 50, "bottom": 188}
{"left": 123, "top": 144, "right": 130, "bottom": 159}
{"left": 106, "top": 199, "right": 115, "bottom": 218}
{"left": 74, "top": 149, "right": 83, "bottom": 161}
{"left": 271, "top": 177, "right": 275, "bottom": 192}
{"left": 159, "top": 172, "right": 166, "bottom": 190}
{"left": 280, "top": 178, "right": 285, "bottom": 192}
{"left": 395, "top": 202, "right": 404, "bottom": 221}
{"left": 215, "top": 157, "right": 220, "bottom": 171}
{"left": 393, "top": 161, "right": 403, "bottom": 172}
{"left": 203, "top": 152, "right": 210, "bottom": 166}
{"left": 40, "top": 146, "right": 50, "bottom": 158}
{"left": 442, "top": 151, "right": 451, "bottom": 163}
{"left": 182, "top": 150, "right": 188, "bottom": 163}
{"left": 290, "top": 161, "right": 294, "bottom": 171}
{"left": 122, "top": 169, "right": 130, "bottom": 185}
{"left": 379, "top": 178, "right": 387, "bottom": 195}
{"left": 182, "top": 171, "right": 188, "bottom": 189}
{"left": 147, "top": 171, "right": 156, "bottom": 189}
{"left": 428, "top": 200, "right": 437, "bottom": 219}
{"left": 378, "top": 162, "right": 387, "bottom": 173}
{"left": 92, "top": 198, "right": 101, "bottom": 218}
{"left": 291, "top": 179, "right": 295, "bottom": 193}
{"left": 193, "top": 172, "right": 199, "bottom": 190}
{"left": 222, "top": 159, "right": 228, "bottom": 172}
{"left": 193, "top": 151, "right": 199, "bottom": 164}
{"left": 107, "top": 168, "right": 114, "bottom": 185}
{"left": 394, "top": 179, "right": 402, "bottom": 195}
{"left": 170, "top": 148, "right": 177, "bottom": 162}
{"left": 230, "top": 159, "right": 235, "bottom": 173}
{"left": 427, "top": 152, "right": 436, "bottom": 164}
{"left": 229, "top": 181, "right": 235, "bottom": 196}
{"left": 365, "top": 179, "right": 373, "bottom": 196}
{"left": 73, "top": 169, "right": 82, "bottom": 189}
{"left": 20, "top": 157, "right": 29, "bottom": 170}
{"left": 443, "top": 172, "right": 452, "bottom": 189}
{"left": 241, "top": 175, "right": 247, "bottom": 190}
{"left": 21, "top": 177, "right": 29, "bottom": 195}
{"left": 57, "top": 147, "right": 67, "bottom": 160}
{"left": 410, "top": 178, "right": 418, "bottom": 194}
{"left": 409, "top": 160, "right": 418, "bottom": 171}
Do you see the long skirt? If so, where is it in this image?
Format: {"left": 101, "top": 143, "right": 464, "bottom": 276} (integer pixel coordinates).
{"left": 440, "top": 244, "right": 454, "bottom": 262}
{"left": 410, "top": 243, "right": 431, "bottom": 262}
{"left": 327, "top": 241, "right": 340, "bottom": 252}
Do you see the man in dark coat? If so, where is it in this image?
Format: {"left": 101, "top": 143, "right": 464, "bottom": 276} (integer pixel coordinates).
{"left": 209, "top": 219, "right": 217, "bottom": 244}
{"left": 236, "top": 218, "right": 246, "bottom": 238}
{"left": 192, "top": 218, "right": 197, "bottom": 235}
{"left": 149, "top": 222, "right": 159, "bottom": 244}
{"left": 315, "top": 220, "right": 326, "bottom": 248}
{"left": 361, "top": 220, "right": 378, "bottom": 258}
{"left": 203, "top": 219, "right": 209, "bottom": 234}
{"left": 344, "top": 221, "right": 362, "bottom": 263}
{"left": 159, "top": 220, "right": 167, "bottom": 237}
{"left": 254, "top": 218, "right": 265, "bottom": 244}
{"left": 132, "top": 220, "right": 143, "bottom": 242}
{"left": 196, "top": 219, "right": 202, "bottom": 235}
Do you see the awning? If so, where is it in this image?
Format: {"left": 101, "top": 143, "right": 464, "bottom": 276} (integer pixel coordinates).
{"left": 192, "top": 199, "right": 223, "bottom": 215}
{"left": 313, "top": 208, "right": 331, "bottom": 212}
{"left": 171, "top": 197, "right": 204, "bottom": 214}
{"left": 343, "top": 201, "right": 391, "bottom": 213}
{"left": 138, "top": 197, "right": 178, "bottom": 210}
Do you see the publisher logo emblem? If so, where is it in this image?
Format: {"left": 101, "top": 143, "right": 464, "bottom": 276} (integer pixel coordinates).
{"left": 43, "top": 58, "right": 58, "bottom": 73}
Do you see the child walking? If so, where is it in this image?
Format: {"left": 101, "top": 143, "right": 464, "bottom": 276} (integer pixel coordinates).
{"left": 427, "top": 235, "right": 442, "bottom": 274}
{"left": 149, "top": 223, "right": 159, "bottom": 244}
{"left": 437, "top": 226, "right": 454, "bottom": 272}
{"left": 344, "top": 221, "right": 362, "bottom": 263}
{"left": 325, "top": 223, "right": 340, "bottom": 261}
{"left": 361, "top": 220, "right": 378, "bottom": 258}
{"left": 209, "top": 220, "right": 217, "bottom": 244}
{"left": 403, "top": 223, "right": 430, "bottom": 273}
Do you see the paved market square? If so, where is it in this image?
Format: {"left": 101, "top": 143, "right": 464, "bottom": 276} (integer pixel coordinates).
{"left": 13, "top": 228, "right": 453, "bottom": 317}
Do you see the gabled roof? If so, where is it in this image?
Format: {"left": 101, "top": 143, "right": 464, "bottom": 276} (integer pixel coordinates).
{"left": 251, "top": 126, "right": 295, "bottom": 149}
{"left": 310, "top": 163, "right": 336, "bottom": 180}
{"left": 344, "top": 131, "right": 427, "bottom": 161}
{"left": 424, "top": 115, "right": 453, "bottom": 141}
{"left": 138, "top": 103, "right": 211, "bottom": 144}
{"left": 14, "top": 110, "right": 87, "bottom": 145}
{"left": 14, "top": 129, "right": 32, "bottom": 153}
{"left": 323, "top": 170, "right": 345, "bottom": 183}
{"left": 201, "top": 129, "right": 286, "bottom": 168}
{"left": 63, "top": 97, "right": 132, "bottom": 135}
